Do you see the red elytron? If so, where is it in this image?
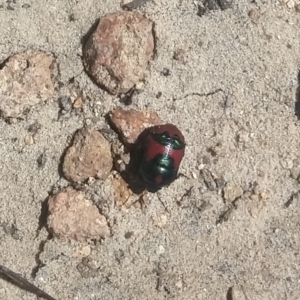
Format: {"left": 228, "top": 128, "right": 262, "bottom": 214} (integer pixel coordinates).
{"left": 139, "top": 124, "right": 185, "bottom": 191}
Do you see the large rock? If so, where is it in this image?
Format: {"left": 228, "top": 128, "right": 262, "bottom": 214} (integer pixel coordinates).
{"left": 48, "top": 188, "right": 110, "bottom": 242}
{"left": 63, "top": 128, "right": 113, "bottom": 182}
{"left": 0, "top": 49, "right": 55, "bottom": 118}
{"left": 83, "top": 11, "right": 154, "bottom": 95}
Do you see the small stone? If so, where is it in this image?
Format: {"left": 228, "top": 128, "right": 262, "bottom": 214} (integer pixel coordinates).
{"left": 237, "top": 130, "right": 249, "bottom": 143}
{"left": 281, "top": 159, "right": 293, "bottom": 169}
{"left": 108, "top": 108, "right": 162, "bottom": 144}
{"left": 215, "top": 176, "right": 226, "bottom": 189}
{"left": 152, "top": 214, "right": 167, "bottom": 228}
{"left": 201, "top": 169, "right": 217, "bottom": 191}
{"left": 290, "top": 158, "right": 300, "bottom": 180}
{"left": 156, "top": 92, "right": 162, "bottom": 99}
{"left": 175, "top": 280, "right": 183, "bottom": 289}
{"left": 223, "top": 183, "right": 243, "bottom": 202}
{"left": 248, "top": 8, "right": 260, "bottom": 23}
{"left": 124, "top": 231, "right": 134, "bottom": 239}
{"left": 69, "top": 12, "right": 79, "bottom": 21}
{"left": 257, "top": 169, "right": 265, "bottom": 178}
{"left": 173, "top": 49, "right": 186, "bottom": 63}
{"left": 73, "top": 97, "right": 83, "bottom": 109}
{"left": 24, "top": 135, "right": 34, "bottom": 145}
{"left": 0, "top": 49, "right": 55, "bottom": 118}
{"left": 47, "top": 188, "right": 110, "bottom": 242}
{"left": 63, "top": 128, "right": 113, "bottom": 182}
{"left": 114, "top": 249, "right": 125, "bottom": 264}
{"left": 58, "top": 95, "right": 72, "bottom": 113}
{"left": 83, "top": 11, "right": 154, "bottom": 95}
{"left": 162, "top": 68, "right": 171, "bottom": 76}
{"left": 259, "top": 190, "right": 270, "bottom": 200}
{"left": 73, "top": 245, "right": 91, "bottom": 258}
{"left": 286, "top": 0, "right": 295, "bottom": 8}
{"left": 37, "top": 152, "right": 47, "bottom": 169}
{"left": 218, "top": 0, "right": 233, "bottom": 10}
{"left": 77, "top": 257, "right": 99, "bottom": 278}
{"left": 157, "top": 245, "right": 165, "bottom": 255}
{"left": 27, "top": 121, "right": 42, "bottom": 135}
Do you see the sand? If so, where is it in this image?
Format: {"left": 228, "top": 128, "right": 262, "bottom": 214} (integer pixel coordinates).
{"left": 1, "top": 0, "right": 300, "bottom": 299}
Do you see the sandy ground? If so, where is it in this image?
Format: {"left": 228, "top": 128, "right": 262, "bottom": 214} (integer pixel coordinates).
{"left": 1, "top": 0, "right": 300, "bottom": 299}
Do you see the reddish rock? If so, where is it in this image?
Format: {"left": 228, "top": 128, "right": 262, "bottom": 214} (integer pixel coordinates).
{"left": 63, "top": 128, "right": 112, "bottom": 182}
{"left": 47, "top": 188, "right": 110, "bottom": 242}
{"left": 83, "top": 11, "right": 154, "bottom": 95}
{"left": 109, "top": 108, "right": 162, "bottom": 144}
{"left": 111, "top": 174, "right": 131, "bottom": 207}
{"left": 0, "top": 49, "right": 55, "bottom": 118}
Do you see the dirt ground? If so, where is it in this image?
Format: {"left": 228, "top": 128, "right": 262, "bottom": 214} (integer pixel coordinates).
{"left": 1, "top": 0, "right": 300, "bottom": 299}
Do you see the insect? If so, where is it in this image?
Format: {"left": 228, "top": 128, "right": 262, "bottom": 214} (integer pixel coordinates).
{"left": 139, "top": 124, "right": 185, "bottom": 192}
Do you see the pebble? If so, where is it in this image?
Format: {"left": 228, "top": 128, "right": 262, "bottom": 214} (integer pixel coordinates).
{"left": 63, "top": 128, "right": 113, "bottom": 182}
{"left": 175, "top": 280, "right": 183, "bottom": 289}
{"left": 73, "top": 97, "right": 83, "bottom": 109}
{"left": 248, "top": 8, "right": 261, "bottom": 23}
{"left": 83, "top": 11, "right": 154, "bottom": 95}
{"left": 223, "top": 183, "right": 243, "bottom": 202}
{"left": 157, "top": 245, "right": 165, "bottom": 255}
{"left": 0, "top": 49, "right": 55, "bottom": 118}
{"left": 285, "top": 0, "right": 295, "bottom": 8}
{"left": 237, "top": 130, "right": 249, "bottom": 143}
{"left": 173, "top": 48, "right": 186, "bottom": 63}
{"left": 76, "top": 257, "right": 99, "bottom": 278}
{"left": 24, "top": 135, "right": 34, "bottom": 145}
{"left": 47, "top": 188, "right": 110, "bottom": 242}
{"left": 73, "top": 245, "right": 91, "bottom": 258}
{"left": 201, "top": 169, "right": 217, "bottom": 191}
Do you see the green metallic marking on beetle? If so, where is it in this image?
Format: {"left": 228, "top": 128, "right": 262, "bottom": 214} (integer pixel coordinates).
{"left": 155, "top": 154, "right": 174, "bottom": 171}
{"left": 152, "top": 132, "right": 184, "bottom": 150}
{"left": 140, "top": 154, "right": 176, "bottom": 186}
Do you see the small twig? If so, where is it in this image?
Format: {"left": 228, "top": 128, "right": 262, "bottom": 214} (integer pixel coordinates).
{"left": 122, "top": 0, "right": 152, "bottom": 10}
{"left": 0, "top": 265, "right": 56, "bottom": 300}
{"left": 182, "top": 88, "right": 225, "bottom": 100}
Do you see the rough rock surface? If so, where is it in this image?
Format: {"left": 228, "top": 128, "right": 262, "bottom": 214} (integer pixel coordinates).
{"left": 83, "top": 11, "right": 154, "bottom": 95}
{"left": 63, "top": 128, "right": 112, "bottom": 182}
{"left": 109, "top": 108, "right": 162, "bottom": 144}
{"left": 47, "top": 188, "right": 110, "bottom": 242}
{"left": 0, "top": 49, "right": 55, "bottom": 118}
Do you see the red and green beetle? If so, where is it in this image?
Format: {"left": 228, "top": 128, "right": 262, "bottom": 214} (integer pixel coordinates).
{"left": 138, "top": 124, "right": 185, "bottom": 192}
